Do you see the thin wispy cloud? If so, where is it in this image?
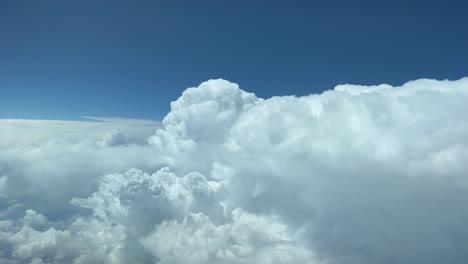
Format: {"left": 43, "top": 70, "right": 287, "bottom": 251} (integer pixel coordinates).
{"left": 0, "top": 117, "right": 160, "bottom": 148}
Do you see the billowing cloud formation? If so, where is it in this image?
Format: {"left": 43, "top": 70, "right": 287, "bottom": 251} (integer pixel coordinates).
{"left": 1, "top": 78, "right": 468, "bottom": 263}
{"left": 0, "top": 117, "right": 161, "bottom": 219}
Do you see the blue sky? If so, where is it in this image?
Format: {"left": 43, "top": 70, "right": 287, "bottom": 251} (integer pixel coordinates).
{"left": 0, "top": 0, "right": 467, "bottom": 120}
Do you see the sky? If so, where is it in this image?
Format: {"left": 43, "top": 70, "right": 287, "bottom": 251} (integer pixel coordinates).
{"left": 1, "top": 0, "right": 467, "bottom": 120}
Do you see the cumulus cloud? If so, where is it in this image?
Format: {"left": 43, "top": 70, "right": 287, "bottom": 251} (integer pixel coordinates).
{"left": 1, "top": 78, "right": 468, "bottom": 263}
{"left": 0, "top": 117, "right": 161, "bottom": 220}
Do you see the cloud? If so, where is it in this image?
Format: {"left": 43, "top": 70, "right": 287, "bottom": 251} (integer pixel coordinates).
{"left": 0, "top": 117, "right": 161, "bottom": 220}
{"left": 0, "top": 116, "right": 161, "bottom": 148}
{"left": 1, "top": 78, "right": 468, "bottom": 263}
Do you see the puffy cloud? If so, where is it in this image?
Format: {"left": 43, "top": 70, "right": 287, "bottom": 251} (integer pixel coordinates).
{"left": 0, "top": 213, "right": 126, "bottom": 264}
{"left": 141, "top": 209, "right": 317, "bottom": 264}
{"left": 1, "top": 78, "right": 468, "bottom": 263}
{"left": 0, "top": 117, "right": 161, "bottom": 220}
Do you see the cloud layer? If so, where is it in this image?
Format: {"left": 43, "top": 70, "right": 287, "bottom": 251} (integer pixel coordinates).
{"left": 1, "top": 78, "right": 468, "bottom": 263}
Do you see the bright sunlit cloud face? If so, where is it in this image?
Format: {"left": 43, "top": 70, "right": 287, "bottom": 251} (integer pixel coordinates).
{"left": 1, "top": 78, "right": 468, "bottom": 264}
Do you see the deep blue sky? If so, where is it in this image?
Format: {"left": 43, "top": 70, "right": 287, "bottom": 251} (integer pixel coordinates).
{"left": 1, "top": 0, "right": 467, "bottom": 120}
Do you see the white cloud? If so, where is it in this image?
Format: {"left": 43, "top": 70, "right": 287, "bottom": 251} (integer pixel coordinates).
{"left": 1, "top": 78, "right": 468, "bottom": 263}
{"left": 0, "top": 116, "right": 160, "bottom": 148}
{"left": 0, "top": 117, "right": 161, "bottom": 221}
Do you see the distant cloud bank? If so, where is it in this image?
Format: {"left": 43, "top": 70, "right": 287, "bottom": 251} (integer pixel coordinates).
{"left": 1, "top": 78, "right": 468, "bottom": 263}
